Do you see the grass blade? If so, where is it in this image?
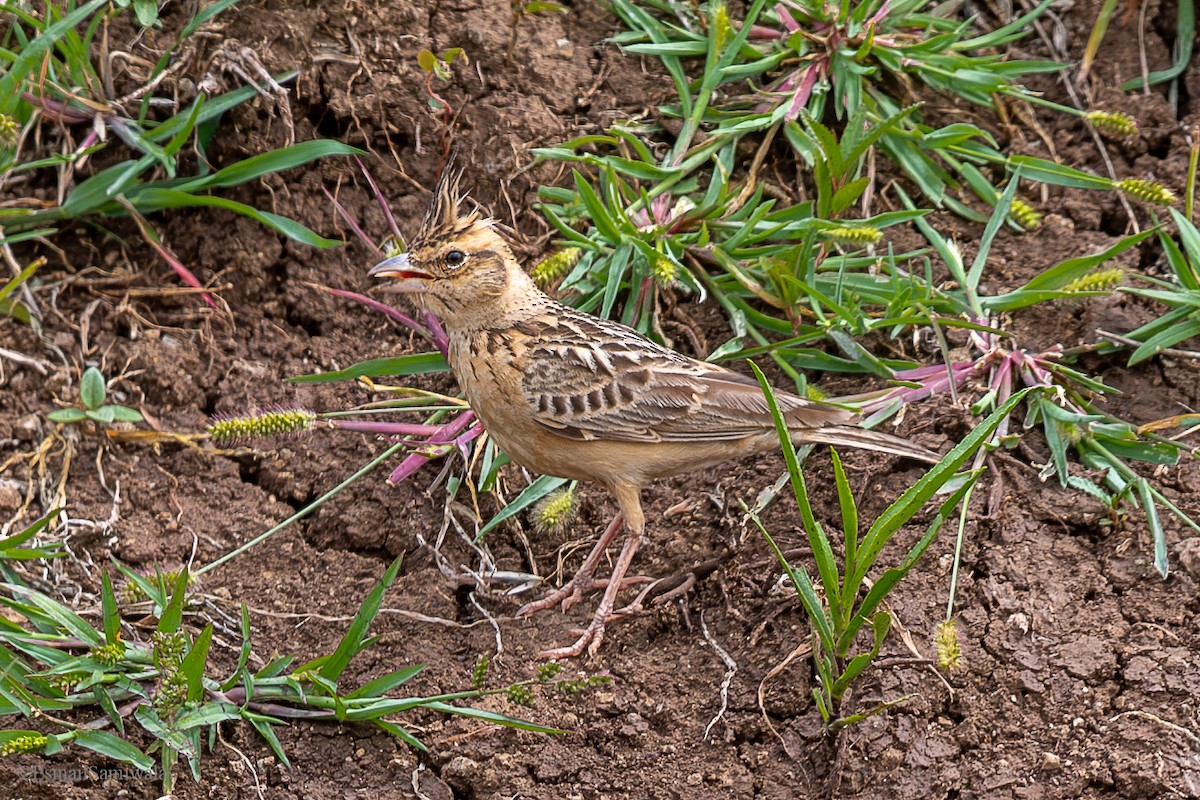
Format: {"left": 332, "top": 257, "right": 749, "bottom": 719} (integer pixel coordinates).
{"left": 318, "top": 557, "right": 403, "bottom": 682}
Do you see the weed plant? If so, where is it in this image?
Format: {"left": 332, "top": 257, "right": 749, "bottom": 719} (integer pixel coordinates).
{"left": 750, "top": 373, "right": 1038, "bottom": 729}
{"left": 0, "top": 0, "right": 359, "bottom": 303}
{"left": 0, "top": 554, "right": 561, "bottom": 790}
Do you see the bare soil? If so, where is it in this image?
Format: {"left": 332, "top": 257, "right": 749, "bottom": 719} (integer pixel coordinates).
{"left": 2, "top": 0, "right": 1200, "bottom": 798}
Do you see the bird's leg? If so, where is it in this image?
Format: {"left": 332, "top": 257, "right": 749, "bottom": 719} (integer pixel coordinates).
{"left": 517, "top": 512, "right": 625, "bottom": 617}
{"left": 536, "top": 483, "right": 646, "bottom": 660}
{"left": 538, "top": 523, "right": 645, "bottom": 660}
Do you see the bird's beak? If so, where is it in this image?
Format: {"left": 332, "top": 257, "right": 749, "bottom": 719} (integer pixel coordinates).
{"left": 368, "top": 253, "right": 432, "bottom": 293}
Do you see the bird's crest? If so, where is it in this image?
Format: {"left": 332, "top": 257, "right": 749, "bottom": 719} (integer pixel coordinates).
{"left": 417, "top": 160, "right": 482, "bottom": 243}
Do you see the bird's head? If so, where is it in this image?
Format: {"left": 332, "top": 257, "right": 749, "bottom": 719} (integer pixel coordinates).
{"left": 368, "top": 168, "right": 531, "bottom": 329}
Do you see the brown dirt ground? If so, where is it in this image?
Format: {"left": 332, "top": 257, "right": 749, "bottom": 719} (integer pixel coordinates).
{"left": 2, "top": 0, "right": 1200, "bottom": 798}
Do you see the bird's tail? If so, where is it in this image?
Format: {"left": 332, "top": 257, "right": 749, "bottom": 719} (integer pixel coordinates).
{"left": 793, "top": 425, "right": 941, "bottom": 464}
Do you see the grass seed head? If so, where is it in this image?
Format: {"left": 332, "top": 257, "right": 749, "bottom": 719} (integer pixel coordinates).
{"left": 90, "top": 641, "right": 125, "bottom": 667}
{"left": 821, "top": 225, "right": 882, "bottom": 245}
{"left": 554, "top": 675, "right": 612, "bottom": 694}
{"left": 208, "top": 407, "right": 317, "bottom": 447}
{"left": 1087, "top": 110, "right": 1139, "bottom": 138}
{"left": 934, "top": 619, "right": 962, "bottom": 671}
{"left": 0, "top": 114, "right": 19, "bottom": 147}
{"left": 1116, "top": 178, "right": 1177, "bottom": 206}
{"left": 47, "top": 673, "right": 84, "bottom": 694}
{"left": 1009, "top": 198, "right": 1042, "bottom": 231}
{"left": 531, "top": 247, "right": 582, "bottom": 287}
{"left": 151, "top": 630, "right": 189, "bottom": 717}
{"left": 151, "top": 630, "right": 187, "bottom": 669}
{"left": 533, "top": 485, "right": 579, "bottom": 535}
{"left": 0, "top": 734, "right": 49, "bottom": 757}
{"left": 711, "top": 2, "right": 732, "bottom": 52}
{"left": 471, "top": 653, "right": 490, "bottom": 689}
{"left": 650, "top": 253, "right": 680, "bottom": 287}
{"left": 507, "top": 683, "right": 536, "bottom": 707}
{"left": 1062, "top": 267, "right": 1124, "bottom": 294}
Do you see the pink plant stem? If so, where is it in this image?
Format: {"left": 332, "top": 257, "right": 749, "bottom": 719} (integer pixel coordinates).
{"left": 421, "top": 310, "right": 450, "bottom": 357}
{"left": 323, "top": 186, "right": 382, "bottom": 256}
{"left": 116, "top": 197, "right": 217, "bottom": 308}
{"left": 356, "top": 156, "right": 403, "bottom": 245}
{"left": 330, "top": 420, "right": 445, "bottom": 436}
{"left": 317, "top": 285, "right": 426, "bottom": 334}
{"left": 785, "top": 62, "right": 822, "bottom": 121}
{"left": 22, "top": 91, "right": 92, "bottom": 124}
{"left": 993, "top": 358, "right": 1014, "bottom": 403}
{"left": 387, "top": 411, "right": 478, "bottom": 483}
{"left": 748, "top": 24, "right": 782, "bottom": 39}
{"left": 774, "top": 3, "right": 800, "bottom": 32}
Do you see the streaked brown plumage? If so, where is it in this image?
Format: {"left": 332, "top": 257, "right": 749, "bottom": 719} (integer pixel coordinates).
{"left": 370, "top": 169, "right": 936, "bottom": 658}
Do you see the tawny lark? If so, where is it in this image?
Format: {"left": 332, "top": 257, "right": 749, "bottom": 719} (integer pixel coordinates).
{"left": 370, "top": 169, "right": 936, "bottom": 658}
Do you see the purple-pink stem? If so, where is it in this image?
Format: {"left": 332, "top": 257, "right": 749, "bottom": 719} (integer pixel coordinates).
{"left": 330, "top": 420, "right": 447, "bottom": 436}
{"left": 421, "top": 310, "right": 450, "bottom": 356}
{"left": 748, "top": 24, "right": 782, "bottom": 39}
{"left": 116, "top": 197, "right": 217, "bottom": 309}
{"left": 867, "top": 339, "right": 1069, "bottom": 417}
{"left": 314, "top": 285, "right": 450, "bottom": 359}
{"left": 755, "top": 60, "right": 825, "bottom": 119}
{"left": 774, "top": 2, "right": 801, "bottom": 32}
{"left": 356, "top": 156, "right": 403, "bottom": 245}
{"left": 21, "top": 91, "right": 93, "bottom": 124}
{"left": 324, "top": 185, "right": 382, "bottom": 258}
{"left": 322, "top": 165, "right": 451, "bottom": 357}
{"left": 318, "top": 286, "right": 424, "bottom": 336}
{"left": 388, "top": 410, "right": 480, "bottom": 484}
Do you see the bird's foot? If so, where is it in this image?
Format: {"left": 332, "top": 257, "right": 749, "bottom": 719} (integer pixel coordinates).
{"left": 517, "top": 574, "right": 651, "bottom": 617}
{"left": 534, "top": 528, "right": 646, "bottom": 660}
{"left": 537, "top": 608, "right": 611, "bottom": 660}
{"left": 517, "top": 512, "right": 627, "bottom": 617}
{"left": 516, "top": 578, "right": 595, "bottom": 617}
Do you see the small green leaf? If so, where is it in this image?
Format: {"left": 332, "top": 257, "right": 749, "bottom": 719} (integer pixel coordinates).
{"left": 181, "top": 624, "right": 213, "bottom": 703}
{"left": 476, "top": 475, "right": 568, "bottom": 541}
{"left": 245, "top": 713, "right": 292, "bottom": 768}
{"left": 86, "top": 407, "right": 116, "bottom": 424}
{"left": 173, "top": 701, "right": 241, "bottom": 731}
{"left": 47, "top": 408, "right": 87, "bottom": 423}
{"left": 319, "top": 557, "right": 403, "bottom": 682}
{"left": 80, "top": 367, "right": 106, "bottom": 410}
{"left": 421, "top": 701, "right": 567, "bottom": 734}
{"left": 0, "top": 508, "right": 61, "bottom": 550}
{"left": 158, "top": 569, "right": 191, "bottom": 634}
{"left": 72, "top": 730, "right": 155, "bottom": 772}
{"left": 107, "top": 405, "right": 144, "bottom": 423}
{"left": 100, "top": 570, "right": 120, "bottom": 645}
{"left": 345, "top": 665, "right": 426, "bottom": 699}
{"left": 93, "top": 685, "right": 124, "bottom": 734}
{"left": 5, "top": 584, "right": 104, "bottom": 646}
{"left": 131, "top": 0, "right": 159, "bottom": 27}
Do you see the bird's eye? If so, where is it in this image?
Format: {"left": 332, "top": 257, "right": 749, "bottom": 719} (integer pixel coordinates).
{"left": 443, "top": 250, "right": 467, "bottom": 269}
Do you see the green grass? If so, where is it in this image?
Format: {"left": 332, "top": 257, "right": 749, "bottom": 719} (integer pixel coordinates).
{"left": 0, "top": 0, "right": 361, "bottom": 304}
{"left": 0, "top": 556, "right": 564, "bottom": 791}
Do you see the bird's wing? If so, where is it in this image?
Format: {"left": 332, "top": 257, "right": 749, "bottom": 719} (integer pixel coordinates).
{"left": 514, "top": 313, "right": 853, "bottom": 443}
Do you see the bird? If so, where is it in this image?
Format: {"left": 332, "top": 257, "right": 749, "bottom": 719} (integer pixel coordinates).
{"left": 369, "top": 167, "right": 938, "bottom": 659}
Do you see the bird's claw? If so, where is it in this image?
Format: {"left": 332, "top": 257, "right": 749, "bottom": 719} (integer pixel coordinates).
{"left": 537, "top": 614, "right": 608, "bottom": 660}
{"left": 518, "top": 574, "right": 651, "bottom": 618}
{"left": 516, "top": 579, "right": 591, "bottom": 617}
